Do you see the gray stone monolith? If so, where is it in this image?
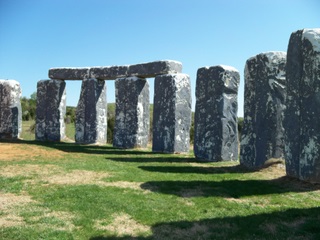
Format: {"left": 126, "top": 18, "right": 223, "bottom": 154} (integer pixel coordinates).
{"left": 0, "top": 80, "right": 22, "bottom": 139}
{"left": 35, "top": 79, "right": 66, "bottom": 141}
{"left": 194, "top": 65, "right": 239, "bottom": 162}
{"left": 75, "top": 78, "right": 107, "bottom": 144}
{"left": 152, "top": 74, "right": 191, "bottom": 153}
{"left": 240, "top": 52, "right": 286, "bottom": 168}
{"left": 113, "top": 77, "right": 149, "bottom": 148}
{"left": 284, "top": 28, "right": 320, "bottom": 182}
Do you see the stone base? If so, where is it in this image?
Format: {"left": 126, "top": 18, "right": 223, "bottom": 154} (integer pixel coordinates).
{"left": 75, "top": 78, "right": 107, "bottom": 144}
{"left": 194, "top": 65, "right": 239, "bottom": 162}
{"left": 35, "top": 79, "right": 66, "bottom": 141}
{"left": 0, "top": 80, "right": 22, "bottom": 139}
{"left": 113, "top": 77, "right": 149, "bottom": 148}
{"left": 152, "top": 74, "right": 191, "bottom": 153}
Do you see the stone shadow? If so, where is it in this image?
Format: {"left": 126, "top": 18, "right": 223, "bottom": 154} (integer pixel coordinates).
{"left": 90, "top": 207, "right": 320, "bottom": 239}
{"left": 0, "top": 139, "right": 155, "bottom": 155}
{"left": 138, "top": 165, "right": 253, "bottom": 174}
{"left": 140, "top": 176, "right": 320, "bottom": 198}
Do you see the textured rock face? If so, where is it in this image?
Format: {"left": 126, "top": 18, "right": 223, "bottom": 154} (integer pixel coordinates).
{"left": 49, "top": 68, "right": 90, "bottom": 80}
{"left": 35, "top": 79, "right": 66, "bottom": 141}
{"left": 75, "top": 78, "right": 107, "bottom": 144}
{"left": 194, "top": 66, "right": 239, "bottom": 162}
{"left": 284, "top": 29, "right": 320, "bottom": 182}
{"left": 0, "top": 80, "right": 22, "bottom": 139}
{"left": 49, "top": 60, "right": 182, "bottom": 80}
{"left": 152, "top": 74, "right": 191, "bottom": 153}
{"left": 240, "top": 52, "right": 287, "bottom": 168}
{"left": 113, "top": 77, "right": 149, "bottom": 148}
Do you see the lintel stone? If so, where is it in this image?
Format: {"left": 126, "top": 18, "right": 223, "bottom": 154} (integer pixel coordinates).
{"left": 48, "top": 60, "right": 182, "bottom": 80}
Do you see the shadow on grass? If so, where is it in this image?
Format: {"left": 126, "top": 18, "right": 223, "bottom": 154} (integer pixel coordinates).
{"left": 138, "top": 165, "right": 252, "bottom": 174}
{"left": 90, "top": 207, "right": 320, "bottom": 240}
{"left": 140, "top": 176, "right": 320, "bottom": 198}
{"left": 0, "top": 139, "right": 199, "bottom": 163}
{"left": 0, "top": 139, "right": 155, "bottom": 155}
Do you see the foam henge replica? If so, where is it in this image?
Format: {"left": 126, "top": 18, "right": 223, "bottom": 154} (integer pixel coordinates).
{"left": 1, "top": 28, "right": 320, "bottom": 183}
{"left": 35, "top": 60, "right": 192, "bottom": 153}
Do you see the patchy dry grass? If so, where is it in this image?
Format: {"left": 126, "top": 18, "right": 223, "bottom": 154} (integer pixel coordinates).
{"left": 95, "top": 213, "right": 151, "bottom": 237}
{"left": 0, "top": 141, "right": 320, "bottom": 240}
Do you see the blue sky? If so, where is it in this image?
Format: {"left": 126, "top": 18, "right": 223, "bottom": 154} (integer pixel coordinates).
{"left": 0, "top": 0, "right": 319, "bottom": 116}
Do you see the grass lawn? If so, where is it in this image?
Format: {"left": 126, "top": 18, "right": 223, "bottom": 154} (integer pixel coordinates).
{"left": 1, "top": 124, "right": 320, "bottom": 239}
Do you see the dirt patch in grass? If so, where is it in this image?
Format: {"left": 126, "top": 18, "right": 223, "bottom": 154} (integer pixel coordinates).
{"left": 45, "top": 170, "right": 111, "bottom": 185}
{"left": 0, "top": 144, "right": 64, "bottom": 161}
{"left": 0, "top": 192, "right": 34, "bottom": 227}
{"left": 95, "top": 213, "right": 150, "bottom": 237}
{"left": 0, "top": 164, "right": 63, "bottom": 178}
{"left": 0, "top": 192, "right": 76, "bottom": 230}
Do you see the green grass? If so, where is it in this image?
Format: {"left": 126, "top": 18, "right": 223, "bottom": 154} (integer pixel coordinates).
{"left": 20, "top": 121, "right": 76, "bottom": 141}
{"left": 0, "top": 141, "right": 320, "bottom": 239}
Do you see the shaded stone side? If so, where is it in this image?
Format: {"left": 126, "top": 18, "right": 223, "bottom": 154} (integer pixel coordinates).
{"left": 75, "top": 78, "right": 107, "bottom": 144}
{"left": 284, "top": 28, "right": 320, "bottom": 182}
{"left": 152, "top": 74, "right": 191, "bottom": 153}
{"left": 0, "top": 80, "right": 22, "bottom": 139}
{"left": 240, "top": 52, "right": 287, "bottom": 168}
{"left": 35, "top": 79, "right": 66, "bottom": 141}
{"left": 113, "top": 77, "right": 149, "bottom": 148}
{"left": 194, "top": 65, "right": 239, "bottom": 162}
{"left": 49, "top": 60, "right": 182, "bottom": 80}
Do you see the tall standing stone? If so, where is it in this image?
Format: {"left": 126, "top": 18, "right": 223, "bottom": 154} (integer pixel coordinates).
{"left": 284, "top": 28, "right": 320, "bottom": 182}
{"left": 75, "top": 78, "right": 107, "bottom": 144}
{"left": 240, "top": 52, "right": 286, "bottom": 168}
{"left": 113, "top": 77, "right": 149, "bottom": 148}
{"left": 194, "top": 65, "right": 239, "bottom": 162}
{"left": 35, "top": 79, "right": 66, "bottom": 141}
{"left": 152, "top": 74, "right": 191, "bottom": 153}
{"left": 0, "top": 80, "right": 22, "bottom": 139}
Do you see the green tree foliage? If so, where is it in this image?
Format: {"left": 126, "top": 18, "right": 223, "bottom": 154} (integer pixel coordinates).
{"left": 238, "top": 117, "right": 244, "bottom": 137}
{"left": 65, "top": 107, "right": 76, "bottom": 124}
{"left": 107, "top": 103, "right": 116, "bottom": 143}
{"left": 21, "top": 93, "right": 37, "bottom": 121}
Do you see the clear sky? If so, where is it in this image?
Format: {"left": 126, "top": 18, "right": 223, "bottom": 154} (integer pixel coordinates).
{"left": 0, "top": 0, "right": 319, "bottom": 116}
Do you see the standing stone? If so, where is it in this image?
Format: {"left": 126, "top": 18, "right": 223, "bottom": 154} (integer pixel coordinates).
{"left": 284, "top": 28, "right": 320, "bottom": 182}
{"left": 194, "top": 65, "right": 239, "bottom": 162}
{"left": 35, "top": 79, "right": 66, "bottom": 141}
{"left": 240, "top": 52, "right": 286, "bottom": 168}
{"left": 113, "top": 77, "right": 149, "bottom": 148}
{"left": 0, "top": 80, "right": 22, "bottom": 139}
{"left": 152, "top": 74, "right": 191, "bottom": 153}
{"left": 75, "top": 78, "right": 107, "bottom": 144}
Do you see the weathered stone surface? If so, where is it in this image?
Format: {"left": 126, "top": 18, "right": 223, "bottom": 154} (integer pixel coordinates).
{"left": 49, "top": 68, "right": 90, "bottom": 80}
{"left": 152, "top": 74, "right": 191, "bottom": 153}
{"left": 113, "top": 77, "right": 149, "bottom": 148}
{"left": 284, "top": 28, "right": 320, "bottom": 182}
{"left": 35, "top": 79, "right": 66, "bottom": 141}
{"left": 49, "top": 60, "right": 182, "bottom": 80}
{"left": 90, "top": 66, "right": 129, "bottom": 80}
{"left": 128, "top": 60, "right": 182, "bottom": 78}
{"left": 0, "top": 80, "right": 22, "bottom": 139}
{"left": 194, "top": 65, "right": 239, "bottom": 162}
{"left": 75, "top": 78, "right": 107, "bottom": 144}
{"left": 240, "top": 52, "right": 287, "bottom": 168}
